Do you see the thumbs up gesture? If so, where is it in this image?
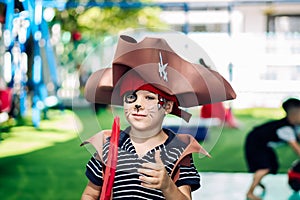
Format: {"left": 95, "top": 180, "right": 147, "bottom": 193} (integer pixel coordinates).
{"left": 138, "top": 150, "right": 172, "bottom": 190}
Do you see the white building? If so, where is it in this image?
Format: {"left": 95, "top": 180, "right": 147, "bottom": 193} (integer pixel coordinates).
{"left": 158, "top": 0, "right": 300, "bottom": 108}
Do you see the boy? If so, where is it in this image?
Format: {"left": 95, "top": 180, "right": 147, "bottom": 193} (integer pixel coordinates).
{"left": 81, "top": 35, "right": 236, "bottom": 199}
{"left": 245, "top": 98, "right": 300, "bottom": 200}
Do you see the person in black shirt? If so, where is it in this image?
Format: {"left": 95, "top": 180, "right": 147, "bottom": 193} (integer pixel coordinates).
{"left": 245, "top": 98, "right": 300, "bottom": 200}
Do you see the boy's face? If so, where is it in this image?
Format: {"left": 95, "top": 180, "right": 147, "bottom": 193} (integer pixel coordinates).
{"left": 123, "top": 90, "right": 172, "bottom": 133}
{"left": 290, "top": 108, "right": 300, "bottom": 125}
{"left": 292, "top": 108, "right": 300, "bottom": 126}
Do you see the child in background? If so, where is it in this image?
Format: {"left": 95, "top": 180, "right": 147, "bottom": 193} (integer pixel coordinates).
{"left": 245, "top": 98, "right": 300, "bottom": 200}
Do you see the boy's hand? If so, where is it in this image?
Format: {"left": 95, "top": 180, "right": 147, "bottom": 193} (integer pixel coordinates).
{"left": 138, "top": 150, "right": 172, "bottom": 191}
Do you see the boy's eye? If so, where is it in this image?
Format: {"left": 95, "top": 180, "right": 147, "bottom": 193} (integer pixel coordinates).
{"left": 124, "top": 92, "right": 137, "bottom": 103}
{"left": 145, "top": 95, "right": 156, "bottom": 100}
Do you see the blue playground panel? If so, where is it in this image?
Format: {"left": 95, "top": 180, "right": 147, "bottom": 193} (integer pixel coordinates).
{"left": 163, "top": 117, "right": 210, "bottom": 141}
{"left": 163, "top": 125, "right": 208, "bottom": 141}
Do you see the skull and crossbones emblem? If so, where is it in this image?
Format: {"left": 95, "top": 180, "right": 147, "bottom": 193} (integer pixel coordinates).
{"left": 158, "top": 52, "right": 168, "bottom": 82}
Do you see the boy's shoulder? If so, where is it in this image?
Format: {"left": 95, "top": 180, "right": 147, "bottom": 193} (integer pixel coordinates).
{"left": 81, "top": 128, "right": 210, "bottom": 161}
{"left": 163, "top": 128, "right": 210, "bottom": 158}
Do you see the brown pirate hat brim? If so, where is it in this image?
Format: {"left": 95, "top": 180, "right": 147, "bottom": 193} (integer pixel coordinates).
{"left": 84, "top": 35, "right": 236, "bottom": 108}
{"left": 84, "top": 68, "right": 114, "bottom": 104}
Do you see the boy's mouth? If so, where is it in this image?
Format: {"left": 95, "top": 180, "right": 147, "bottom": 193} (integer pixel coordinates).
{"left": 132, "top": 113, "right": 147, "bottom": 117}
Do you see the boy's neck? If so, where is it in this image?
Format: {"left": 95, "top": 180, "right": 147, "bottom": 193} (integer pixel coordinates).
{"left": 130, "top": 128, "right": 166, "bottom": 143}
{"left": 129, "top": 129, "right": 168, "bottom": 157}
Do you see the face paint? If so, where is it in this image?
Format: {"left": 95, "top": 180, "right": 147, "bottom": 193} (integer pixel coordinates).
{"left": 157, "top": 95, "right": 167, "bottom": 110}
{"left": 123, "top": 91, "right": 138, "bottom": 104}
{"left": 123, "top": 90, "right": 166, "bottom": 134}
{"left": 123, "top": 91, "right": 166, "bottom": 109}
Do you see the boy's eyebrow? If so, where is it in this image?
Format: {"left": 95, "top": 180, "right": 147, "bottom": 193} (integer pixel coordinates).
{"left": 123, "top": 90, "right": 135, "bottom": 95}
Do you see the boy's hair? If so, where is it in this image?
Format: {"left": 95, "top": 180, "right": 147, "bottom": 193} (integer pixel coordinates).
{"left": 282, "top": 98, "right": 300, "bottom": 113}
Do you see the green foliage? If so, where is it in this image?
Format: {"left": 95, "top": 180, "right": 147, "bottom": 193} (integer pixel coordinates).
{"left": 52, "top": 2, "right": 167, "bottom": 39}
{"left": 76, "top": 6, "right": 166, "bottom": 37}
{"left": 50, "top": 2, "right": 168, "bottom": 72}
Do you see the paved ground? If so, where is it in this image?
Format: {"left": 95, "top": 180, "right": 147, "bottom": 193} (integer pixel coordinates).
{"left": 192, "top": 172, "right": 300, "bottom": 200}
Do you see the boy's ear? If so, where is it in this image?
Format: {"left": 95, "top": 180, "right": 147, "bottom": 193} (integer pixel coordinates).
{"left": 164, "top": 101, "right": 174, "bottom": 114}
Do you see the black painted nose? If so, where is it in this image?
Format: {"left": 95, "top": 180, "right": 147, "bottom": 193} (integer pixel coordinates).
{"left": 135, "top": 105, "right": 141, "bottom": 109}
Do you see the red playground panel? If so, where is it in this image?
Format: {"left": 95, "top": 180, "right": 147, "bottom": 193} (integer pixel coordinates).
{"left": 0, "top": 88, "right": 13, "bottom": 113}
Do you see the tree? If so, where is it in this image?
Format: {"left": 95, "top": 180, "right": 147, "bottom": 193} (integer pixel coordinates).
{"left": 50, "top": 1, "right": 168, "bottom": 70}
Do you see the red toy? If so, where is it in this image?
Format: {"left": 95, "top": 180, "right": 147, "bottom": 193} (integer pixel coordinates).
{"left": 288, "top": 160, "right": 300, "bottom": 192}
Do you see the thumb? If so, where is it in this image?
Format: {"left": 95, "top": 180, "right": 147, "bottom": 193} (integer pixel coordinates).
{"left": 155, "top": 150, "right": 163, "bottom": 165}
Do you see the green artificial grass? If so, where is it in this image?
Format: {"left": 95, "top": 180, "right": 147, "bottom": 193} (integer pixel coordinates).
{"left": 0, "top": 110, "right": 79, "bottom": 158}
{"left": 0, "top": 106, "right": 298, "bottom": 200}
{"left": 0, "top": 109, "right": 89, "bottom": 200}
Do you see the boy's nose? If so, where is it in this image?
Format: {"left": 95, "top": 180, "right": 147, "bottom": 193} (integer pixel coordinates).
{"left": 135, "top": 105, "right": 142, "bottom": 110}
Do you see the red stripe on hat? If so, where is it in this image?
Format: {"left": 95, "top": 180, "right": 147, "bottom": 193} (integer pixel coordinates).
{"left": 119, "top": 72, "right": 177, "bottom": 102}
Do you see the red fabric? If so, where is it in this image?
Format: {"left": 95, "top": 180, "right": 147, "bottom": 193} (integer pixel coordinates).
{"left": 200, "top": 102, "right": 226, "bottom": 120}
{"left": 119, "top": 72, "right": 177, "bottom": 102}
{"left": 288, "top": 170, "right": 300, "bottom": 180}
{"left": 0, "top": 88, "right": 13, "bottom": 112}
{"left": 100, "top": 116, "right": 120, "bottom": 200}
{"left": 200, "top": 102, "right": 238, "bottom": 128}
{"left": 137, "top": 84, "right": 177, "bottom": 103}
{"left": 225, "top": 108, "right": 238, "bottom": 128}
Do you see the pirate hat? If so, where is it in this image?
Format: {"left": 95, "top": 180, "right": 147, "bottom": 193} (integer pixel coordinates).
{"left": 84, "top": 35, "right": 236, "bottom": 122}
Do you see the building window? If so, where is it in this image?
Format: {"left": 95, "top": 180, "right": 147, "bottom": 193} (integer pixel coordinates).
{"left": 267, "top": 15, "right": 300, "bottom": 33}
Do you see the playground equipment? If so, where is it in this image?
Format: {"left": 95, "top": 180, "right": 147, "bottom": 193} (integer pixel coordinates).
{"left": 0, "top": 0, "right": 59, "bottom": 127}
{"left": 0, "top": 87, "right": 12, "bottom": 124}
{"left": 200, "top": 102, "right": 238, "bottom": 128}
{"left": 0, "top": 0, "right": 248, "bottom": 128}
